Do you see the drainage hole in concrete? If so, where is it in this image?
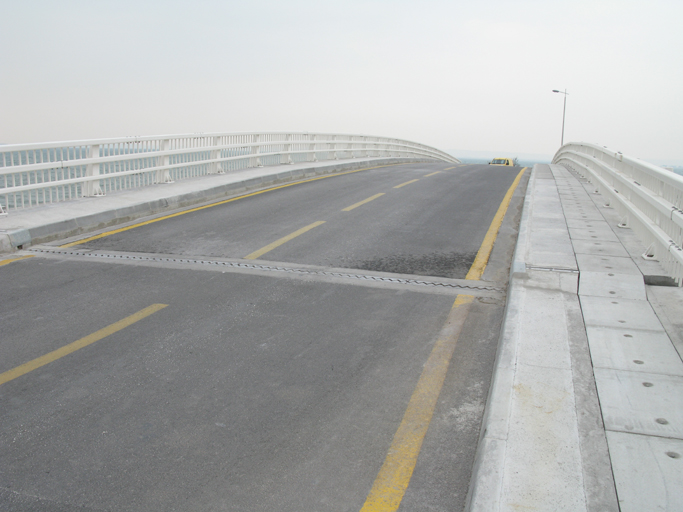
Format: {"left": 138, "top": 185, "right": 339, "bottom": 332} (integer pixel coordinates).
{"left": 666, "top": 452, "right": 681, "bottom": 459}
{"left": 618, "top": 320, "right": 626, "bottom": 323}
{"left": 608, "top": 273, "right": 615, "bottom": 276}
{"left": 633, "top": 360, "right": 645, "bottom": 364}
{"left": 656, "top": 418, "right": 669, "bottom": 425}
{"left": 609, "top": 291, "right": 616, "bottom": 294}
{"left": 624, "top": 334, "right": 633, "bottom": 338}
{"left": 643, "top": 382, "right": 654, "bottom": 387}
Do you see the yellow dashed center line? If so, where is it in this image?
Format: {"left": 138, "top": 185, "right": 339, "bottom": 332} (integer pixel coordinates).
{"left": 342, "top": 193, "right": 385, "bottom": 212}
{"left": 60, "top": 163, "right": 408, "bottom": 248}
{"left": 0, "top": 304, "right": 168, "bottom": 386}
{"left": 424, "top": 171, "right": 441, "bottom": 177}
{"left": 443, "top": 166, "right": 456, "bottom": 170}
{"left": 244, "top": 221, "right": 326, "bottom": 260}
{"left": 393, "top": 179, "right": 419, "bottom": 189}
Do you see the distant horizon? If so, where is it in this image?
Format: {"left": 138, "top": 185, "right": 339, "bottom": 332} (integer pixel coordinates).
{"left": 448, "top": 148, "right": 683, "bottom": 169}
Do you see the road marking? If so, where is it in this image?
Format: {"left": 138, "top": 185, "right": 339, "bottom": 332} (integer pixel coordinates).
{"left": 342, "top": 193, "right": 385, "bottom": 212}
{"left": 59, "top": 164, "right": 407, "bottom": 248}
{"left": 443, "top": 166, "right": 456, "bottom": 170}
{"left": 0, "top": 304, "right": 168, "bottom": 386}
{"left": 244, "top": 221, "right": 325, "bottom": 260}
{"left": 359, "top": 294, "right": 474, "bottom": 512}
{"left": 466, "top": 167, "right": 527, "bottom": 281}
{"left": 360, "top": 169, "right": 527, "bottom": 510}
{"left": 424, "top": 171, "right": 441, "bottom": 177}
{"left": 0, "top": 255, "right": 35, "bottom": 266}
{"left": 393, "top": 179, "right": 419, "bottom": 189}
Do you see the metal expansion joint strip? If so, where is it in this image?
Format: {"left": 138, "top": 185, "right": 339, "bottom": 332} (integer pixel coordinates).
{"left": 28, "top": 247, "right": 504, "bottom": 292}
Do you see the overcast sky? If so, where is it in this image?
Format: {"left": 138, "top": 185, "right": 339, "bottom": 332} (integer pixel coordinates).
{"left": 1, "top": 0, "right": 681, "bottom": 162}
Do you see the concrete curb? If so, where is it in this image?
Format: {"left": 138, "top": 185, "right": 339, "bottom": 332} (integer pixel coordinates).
{"left": 0, "top": 157, "right": 433, "bottom": 252}
{"left": 465, "top": 164, "right": 620, "bottom": 511}
{"left": 464, "top": 166, "right": 536, "bottom": 511}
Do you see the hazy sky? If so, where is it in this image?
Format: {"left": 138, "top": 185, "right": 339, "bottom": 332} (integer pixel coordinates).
{"left": 1, "top": 0, "right": 681, "bottom": 162}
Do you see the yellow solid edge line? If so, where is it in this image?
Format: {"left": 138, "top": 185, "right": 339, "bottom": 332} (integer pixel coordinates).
{"left": 244, "top": 221, "right": 326, "bottom": 260}
{"left": 359, "top": 295, "right": 475, "bottom": 512}
{"left": 60, "top": 163, "right": 408, "bottom": 248}
{"left": 465, "top": 167, "right": 527, "bottom": 281}
{"left": 424, "top": 171, "right": 441, "bottom": 177}
{"left": 360, "top": 168, "right": 527, "bottom": 510}
{"left": 393, "top": 179, "right": 419, "bottom": 189}
{"left": 342, "top": 193, "right": 385, "bottom": 212}
{"left": 0, "top": 303, "right": 168, "bottom": 386}
{"left": 0, "top": 255, "right": 35, "bottom": 266}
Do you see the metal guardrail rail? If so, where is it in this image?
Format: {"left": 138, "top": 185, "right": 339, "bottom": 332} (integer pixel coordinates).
{"left": 553, "top": 142, "right": 683, "bottom": 285}
{"left": 0, "top": 132, "right": 458, "bottom": 213}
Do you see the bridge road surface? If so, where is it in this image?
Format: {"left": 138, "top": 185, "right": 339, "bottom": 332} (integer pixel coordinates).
{"left": 0, "top": 162, "right": 527, "bottom": 512}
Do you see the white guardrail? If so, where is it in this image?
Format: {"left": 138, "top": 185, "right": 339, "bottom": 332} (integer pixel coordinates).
{"left": 0, "top": 132, "right": 458, "bottom": 213}
{"left": 553, "top": 142, "right": 683, "bottom": 285}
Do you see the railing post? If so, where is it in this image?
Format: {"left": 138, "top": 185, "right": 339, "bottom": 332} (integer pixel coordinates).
{"left": 308, "top": 134, "right": 317, "bottom": 162}
{"left": 157, "top": 138, "right": 174, "bottom": 183}
{"left": 250, "top": 134, "right": 263, "bottom": 168}
{"left": 332, "top": 135, "right": 338, "bottom": 160}
{"left": 210, "top": 136, "right": 224, "bottom": 174}
{"left": 84, "top": 144, "right": 104, "bottom": 197}
{"left": 281, "top": 133, "right": 293, "bottom": 165}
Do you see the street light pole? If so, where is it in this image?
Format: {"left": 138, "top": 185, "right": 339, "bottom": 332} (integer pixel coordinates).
{"left": 552, "top": 89, "right": 568, "bottom": 146}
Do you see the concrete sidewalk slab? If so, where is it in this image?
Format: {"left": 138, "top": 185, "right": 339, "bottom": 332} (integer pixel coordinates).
{"left": 469, "top": 162, "right": 683, "bottom": 512}
{"left": 581, "top": 296, "right": 664, "bottom": 331}
{"left": 467, "top": 164, "right": 617, "bottom": 512}
{"left": 647, "top": 285, "right": 683, "bottom": 359}
{"left": 595, "top": 368, "right": 683, "bottom": 438}
{"left": 575, "top": 253, "right": 641, "bottom": 274}
{"left": 586, "top": 326, "right": 683, "bottom": 376}
{"left": 607, "top": 431, "right": 683, "bottom": 512}
{"left": 571, "top": 239, "right": 631, "bottom": 258}
{"left": 578, "top": 271, "right": 647, "bottom": 300}
{"left": 569, "top": 226, "right": 621, "bottom": 242}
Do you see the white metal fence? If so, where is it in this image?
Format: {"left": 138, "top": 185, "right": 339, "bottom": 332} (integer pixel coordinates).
{"left": 553, "top": 142, "right": 683, "bottom": 285}
{"left": 0, "top": 132, "right": 458, "bottom": 213}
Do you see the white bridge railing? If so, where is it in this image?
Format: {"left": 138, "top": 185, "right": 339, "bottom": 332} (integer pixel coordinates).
{"left": 0, "top": 132, "right": 458, "bottom": 213}
{"left": 553, "top": 142, "right": 683, "bottom": 285}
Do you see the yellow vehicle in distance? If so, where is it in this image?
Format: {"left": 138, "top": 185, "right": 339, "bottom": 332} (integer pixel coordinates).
{"left": 489, "top": 157, "right": 515, "bottom": 166}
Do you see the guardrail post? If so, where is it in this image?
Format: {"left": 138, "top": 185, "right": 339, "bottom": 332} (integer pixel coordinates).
{"left": 250, "top": 134, "right": 263, "bottom": 168}
{"left": 332, "top": 135, "right": 338, "bottom": 160}
{"left": 281, "top": 133, "right": 293, "bottom": 164}
{"left": 84, "top": 144, "right": 104, "bottom": 197}
{"left": 210, "top": 136, "right": 224, "bottom": 174}
{"left": 157, "top": 138, "right": 174, "bottom": 183}
{"left": 308, "top": 134, "right": 317, "bottom": 162}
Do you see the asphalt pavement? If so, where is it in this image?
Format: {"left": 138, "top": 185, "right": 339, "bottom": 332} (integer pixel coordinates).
{"left": 0, "top": 160, "right": 527, "bottom": 511}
